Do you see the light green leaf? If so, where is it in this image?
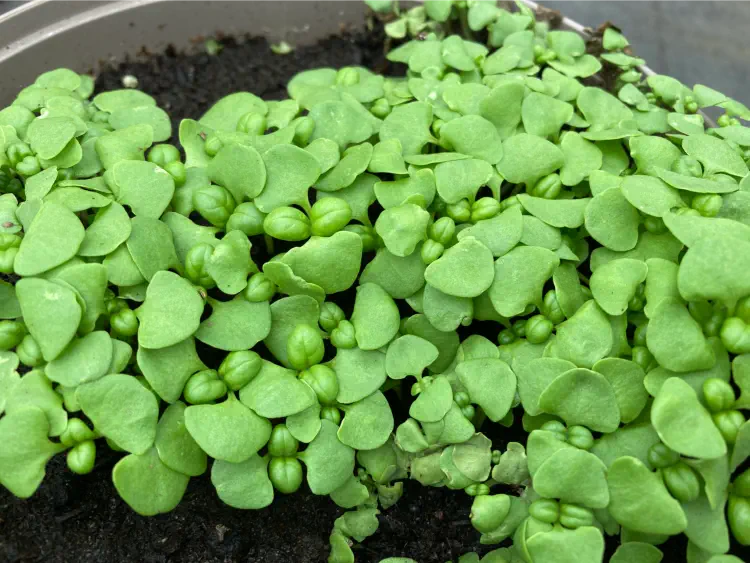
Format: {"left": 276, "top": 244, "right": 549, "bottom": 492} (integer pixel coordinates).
{"left": 518, "top": 357, "right": 577, "bottom": 416}
{"left": 206, "top": 230, "right": 254, "bottom": 295}
{"left": 264, "top": 295, "right": 320, "bottom": 368}
{"left": 196, "top": 297, "right": 271, "bottom": 352}
{"left": 184, "top": 394, "right": 271, "bottom": 462}
{"left": 255, "top": 144, "right": 320, "bottom": 212}
{"left": 155, "top": 401, "right": 207, "bottom": 477}
{"left": 211, "top": 454, "right": 274, "bottom": 509}
{"left": 457, "top": 358, "right": 516, "bottom": 422}
{"left": 110, "top": 105, "right": 171, "bottom": 142}
{"left": 584, "top": 187, "right": 639, "bottom": 251}
{"left": 375, "top": 203, "right": 430, "bottom": 257}
{"left": 281, "top": 231, "right": 362, "bottom": 294}
{"left": 489, "top": 245, "right": 559, "bottom": 317}
{"left": 44, "top": 331, "right": 112, "bottom": 387}
{"left": 522, "top": 92, "right": 574, "bottom": 138}
{"left": 647, "top": 301, "right": 715, "bottom": 372}
{"left": 409, "top": 376, "right": 453, "bottom": 423}
{"left": 379, "top": 101, "right": 434, "bottom": 156}
{"left": 77, "top": 374, "right": 159, "bottom": 454}
{"left": 518, "top": 194, "right": 590, "bottom": 229}
{"left": 425, "top": 237, "right": 495, "bottom": 298}
{"left": 137, "top": 337, "right": 207, "bottom": 403}
{"left": 593, "top": 358, "right": 648, "bottom": 423}
{"left": 360, "top": 247, "right": 426, "bottom": 299}
{"left": 621, "top": 175, "right": 685, "bottom": 217}
{"left": 78, "top": 202, "right": 132, "bottom": 257}
{"left": 435, "top": 159, "right": 494, "bottom": 204}
{"left": 208, "top": 143, "right": 266, "bottom": 203}
{"left": 300, "top": 419, "right": 355, "bottom": 495}
{"left": 555, "top": 300, "right": 613, "bottom": 369}
{"left": 651, "top": 377, "right": 727, "bottom": 459}
{"left": 439, "top": 115, "right": 504, "bottom": 164}
{"left": 113, "top": 160, "right": 175, "bottom": 219}
{"left": 351, "top": 283, "right": 400, "bottom": 351}
{"left": 539, "top": 367, "right": 620, "bottom": 432}
{"left": 199, "top": 92, "right": 267, "bottom": 131}
{"left": 16, "top": 277, "right": 81, "bottom": 362}
{"left": 136, "top": 271, "right": 204, "bottom": 350}
{"left": 607, "top": 456, "right": 687, "bottom": 535}
{"left": 526, "top": 527, "right": 604, "bottom": 563}
{"left": 0, "top": 407, "right": 65, "bottom": 498}
{"left": 13, "top": 201, "right": 84, "bottom": 277}
{"left": 457, "top": 205, "right": 523, "bottom": 257}
{"left": 535, "top": 448, "right": 609, "bottom": 508}
{"left": 385, "top": 335, "right": 439, "bottom": 380}
{"left": 496, "top": 133, "right": 564, "bottom": 185}
{"left": 559, "top": 132, "right": 603, "bottom": 186}
{"left": 95, "top": 124, "right": 153, "bottom": 169}
{"left": 112, "top": 447, "right": 189, "bottom": 516}
{"left": 589, "top": 258, "right": 648, "bottom": 316}
{"left": 240, "top": 360, "right": 315, "bottom": 418}
{"left": 339, "top": 391, "right": 394, "bottom": 450}
{"left": 315, "top": 143, "right": 373, "bottom": 192}
{"left": 126, "top": 216, "right": 180, "bottom": 282}
{"left": 677, "top": 236, "right": 750, "bottom": 306}
{"left": 683, "top": 134, "right": 749, "bottom": 177}
{"left": 423, "top": 283, "right": 473, "bottom": 332}
{"left": 333, "top": 347, "right": 387, "bottom": 405}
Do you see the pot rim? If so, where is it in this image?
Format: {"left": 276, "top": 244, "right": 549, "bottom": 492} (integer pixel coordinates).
{"left": 0, "top": 0, "right": 658, "bottom": 76}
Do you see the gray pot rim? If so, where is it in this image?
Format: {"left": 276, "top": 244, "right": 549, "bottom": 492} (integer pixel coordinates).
{"left": 0, "top": 0, "right": 663, "bottom": 109}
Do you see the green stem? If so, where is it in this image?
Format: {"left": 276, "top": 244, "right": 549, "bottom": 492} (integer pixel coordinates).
{"left": 264, "top": 234, "right": 275, "bottom": 256}
{"left": 457, "top": 6, "right": 473, "bottom": 42}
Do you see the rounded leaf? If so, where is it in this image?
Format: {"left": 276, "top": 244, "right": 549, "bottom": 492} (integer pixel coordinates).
{"left": 13, "top": 202, "right": 84, "bottom": 276}
{"left": 651, "top": 377, "right": 727, "bottom": 459}
{"left": 538, "top": 368, "right": 620, "bottom": 433}
{"left": 77, "top": 374, "right": 159, "bottom": 455}
{"left": 112, "top": 447, "right": 189, "bottom": 516}
{"left": 155, "top": 402, "right": 207, "bottom": 477}
{"left": 385, "top": 335, "right": 439, "bottom": 380}
{"left": 338, "top": 391, "right": 394, "bottom": 450}
{"left": 590, "top": 258, "right": 648, "bottom": 316}
{"left": 489, "top": 246, "right": 559, "bottom": 317}
{"left": 211, "top": 454, "right": 274, "bottom": 509}
{"left": 424, "top": 237, "right": 494, "bottom": 298}
{"left": 607, "top": 456, "right": 688, "bottom": 535}
{"left": 184, "top": 395, "right": 272, "bottom": 463}
{"left": 351, "top": 283, "right": 400, "bottom": 351}
{"left": 300, "top": 419, "right": 355, "bottom": 495}
{"left": 136, "top": 271, "right": 204, "bottom": 350}
{"left": 456, "top": 358, "right": 516, "bottom": 422}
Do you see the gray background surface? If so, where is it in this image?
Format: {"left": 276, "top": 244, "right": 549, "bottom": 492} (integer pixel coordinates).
{"left": 0, "top": 1, "right": 748, "bottom": 103}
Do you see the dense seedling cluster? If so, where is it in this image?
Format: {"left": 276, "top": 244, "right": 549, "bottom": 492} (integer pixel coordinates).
{"left": 2, "top": 1, "right": 750, "bottom": 562}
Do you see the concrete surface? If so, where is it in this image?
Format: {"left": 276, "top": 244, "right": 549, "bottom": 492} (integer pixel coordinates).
{"left": 0, "top": 1, "right": 747, "bottom": 103}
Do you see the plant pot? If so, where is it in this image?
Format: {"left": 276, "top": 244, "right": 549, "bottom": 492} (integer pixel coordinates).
{"left": 0, "top": 0, "right": 659, "bottom": 107}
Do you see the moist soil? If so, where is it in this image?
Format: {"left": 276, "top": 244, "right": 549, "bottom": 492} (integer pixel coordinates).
{"left": 0, "top": 15, "right": 697, "bottom": 563}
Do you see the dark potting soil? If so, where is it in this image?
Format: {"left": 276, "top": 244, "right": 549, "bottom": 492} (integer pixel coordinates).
{"left": 0, "top": 27, "right": 502, "bottom": 563}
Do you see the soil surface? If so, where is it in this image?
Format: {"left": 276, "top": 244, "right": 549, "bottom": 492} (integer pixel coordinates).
{"left": 0, "top": 27, "right": 497, "bottom": 563}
